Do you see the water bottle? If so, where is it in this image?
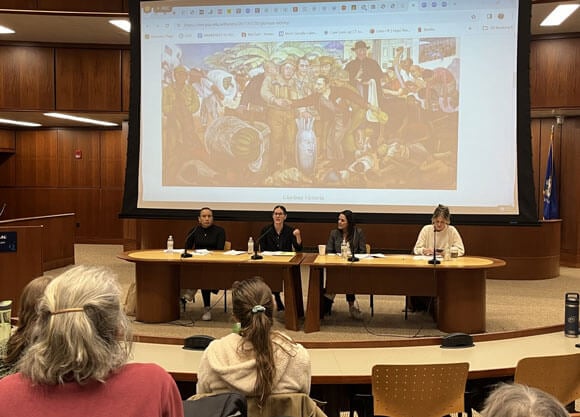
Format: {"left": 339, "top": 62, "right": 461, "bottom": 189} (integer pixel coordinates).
{"left": 340, "top": 239, "right": 347, "bottom": 258}
{"left": 166, "top": 235, "right": 174, "bottom": 253}
{"left": 346, "top": 241, "right": 352, "bottom": 258}
{"left": 247, "top": 237, "right": 254, "bottom": 254}
{"left": 564, "top": 292, "right": 579, "bottom": 337}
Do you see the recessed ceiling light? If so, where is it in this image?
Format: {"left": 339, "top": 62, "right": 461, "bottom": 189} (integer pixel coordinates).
{"left": 540, "top": 4, "right": 580, "bottom": 26}
{"left": 109, "top": 19, "right": 131, "bottom": 32}
{"left": 0, "top": 25, "right": 15, "bottom": 34}
{"left": 0, "top": 118, "right": 42, "bottom": 127}
{"left": 44, "top": 113, "right": 118, "bottom": 127}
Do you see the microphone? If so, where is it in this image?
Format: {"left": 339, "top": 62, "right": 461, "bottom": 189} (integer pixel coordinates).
{"left": 347, "top": 228, "right": 360, "bottom": 262}
{"left": 251, "top": 225, "right": 273, "bottom": 260}
{"left": 181, "top": 225, "right": 199, "bottom": 258}
{"left": 428, "top": 225, "right": 441, "bottom": 265}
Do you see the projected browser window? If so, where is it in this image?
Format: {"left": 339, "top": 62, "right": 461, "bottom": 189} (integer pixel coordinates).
{"left": 139, "top": 0, "right": 519, "bottom": 214}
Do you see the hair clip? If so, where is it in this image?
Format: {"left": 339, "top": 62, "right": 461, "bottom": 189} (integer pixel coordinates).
{"left": 251, "top": 305, "right": 266, "bottom": 314}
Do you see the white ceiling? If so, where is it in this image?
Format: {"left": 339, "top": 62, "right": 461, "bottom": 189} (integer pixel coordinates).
{"left": 0, "top": 2, "right": 577, "bottom": 127}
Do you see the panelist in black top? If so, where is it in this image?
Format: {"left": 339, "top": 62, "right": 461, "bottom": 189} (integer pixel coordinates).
{"left": 324, "top": 209, "right": 366, "bottom": 320}
{"left": 183, "top": 207, "right": 226, "bottom": 321}
{"left": 258, "top": 205, "right": 303, "bottom": 312}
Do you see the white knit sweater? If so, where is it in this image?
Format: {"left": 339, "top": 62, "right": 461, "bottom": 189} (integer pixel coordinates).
{"left": 196, "top": 332, "right": 311, "bottom": 396}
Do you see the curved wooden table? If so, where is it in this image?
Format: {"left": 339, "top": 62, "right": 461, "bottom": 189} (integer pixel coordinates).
{"left": 304, "top": 254, "right": 506, "bottom": 334}
{"left": 118, "top": 250, "right": 304, "bottom": 330}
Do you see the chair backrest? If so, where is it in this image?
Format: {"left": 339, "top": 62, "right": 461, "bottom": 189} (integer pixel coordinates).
{"left": 224, "top": 241, "right": 232, "bottom": 251}
{"left": 246, "top": 393, "right": 327, "bottom": 417}
{"left": 372, "top": 362, "right": 469, "bottom": 417}
{"left": 514, "top": 353, "right": 580, "bottom": 406}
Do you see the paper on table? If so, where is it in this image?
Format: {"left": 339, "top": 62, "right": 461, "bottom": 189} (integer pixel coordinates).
{"left": 223, "top": 250, "right": 246, "bottom": 255}
{"left": 260, "top": 251, "right": 296, "bottom": 256}
{"left": 164, "top": 249, "right": 185, "bottom": 254}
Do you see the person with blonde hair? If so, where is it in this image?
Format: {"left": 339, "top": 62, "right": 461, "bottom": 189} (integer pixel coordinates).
{"left": 0, "top": 265, "right": 183, "bottom": 417}
{"left": 480, "top": 383, "right": 569, "bottom": 417}
{"left": 196, "top": 276, "right": 311, "bottom": 407}
{"left": 0, "top": 275, "right": 52, "bottom": 378}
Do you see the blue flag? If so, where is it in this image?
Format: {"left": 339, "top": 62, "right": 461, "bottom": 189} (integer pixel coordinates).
{"left": 543, "top": 128, "right": 559, "bottom": 220}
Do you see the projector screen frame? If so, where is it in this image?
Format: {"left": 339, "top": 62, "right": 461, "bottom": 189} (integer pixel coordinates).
{"left": 122, "top": 0, "right": 537, "bottom": 225}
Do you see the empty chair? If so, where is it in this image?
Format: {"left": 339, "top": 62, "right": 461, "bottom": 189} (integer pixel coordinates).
{"left": 514, "top": 353, "right": 580, "bottom": 409}
{"left": 372, "top": 362, "right": 470, "bottom": 417}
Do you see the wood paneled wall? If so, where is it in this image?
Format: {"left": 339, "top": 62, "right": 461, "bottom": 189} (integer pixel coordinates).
{"left": 0, "top": 129, "right": 126, "bottom": 243}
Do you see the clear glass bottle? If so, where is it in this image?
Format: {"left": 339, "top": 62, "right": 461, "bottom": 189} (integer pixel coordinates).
{"left": 247, "top": 237, "right": 254, "bottom": 254}
{"left": 166, "top": 235, "right": 174, "bottom": 253}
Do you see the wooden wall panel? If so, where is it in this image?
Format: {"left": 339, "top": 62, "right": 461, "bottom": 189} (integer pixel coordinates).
{"left": 14, "top": 130, "right": 59, "bottom": 186}
{"left": 55, "top": 48, "right": 122, "bottom": 111}
{"left": 559, "top": 118, "right": 580, "bottom": 266}
{"left": 57, "top": 130, "right": 100, "bottom": 187}
{"left": 96, "top": 189, "right": 125, "bottom": 243}
{"left": 0, "top": 130, "right": 15, "bottom": 152}
{"left": 37, "top": 0, "right": 124, "bottom": 12}
{"left": 530, "top": 38, "right": 580, "bottom": 109}
{"left": 100, "top": 129, "right": 126, "bottom": 188}
{"left": 0, "top": 1, "right": 37, "bottom": 8}
{"left": 0, "top": 154, "right": 15, "bottom": 186}
{"left": 122, "top": 50, "right": 131, "bottom": 112}
{"left": 0, "top": 46, "right": 54, "bottom": 110}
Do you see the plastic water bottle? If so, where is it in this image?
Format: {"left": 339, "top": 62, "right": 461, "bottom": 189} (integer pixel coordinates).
{"left": 166, "top": 235, "right": 174, "bottom": 253}
{"left": 340, "top": 239, "right": 347, "bottom": 258}
{"left": 247, "top": 237, "right": 254, "bottom": 254}
{"left": 346, "top": 242, "right": 352, "bottom": 258}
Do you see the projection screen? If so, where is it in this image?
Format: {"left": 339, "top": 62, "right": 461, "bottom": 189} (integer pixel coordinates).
{"left": 123, "top": 0, "right": 536, "bottom": 222}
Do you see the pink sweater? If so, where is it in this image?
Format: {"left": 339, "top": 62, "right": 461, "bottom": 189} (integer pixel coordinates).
{"left": 0, "top": 363, "right": 183, "bottom": 417}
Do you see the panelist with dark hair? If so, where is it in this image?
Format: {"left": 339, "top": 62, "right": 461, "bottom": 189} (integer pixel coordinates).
{"left": 411, "top": 204, "right": 464, "bottom": 312}
{"left": 258, "top": 205, "right": 303, "bottom": 312}
{"left": 183, "top": 207, "right": 226, "bottom": 321}
{"left": 324, "top": 209, "right": 366, "bottom": 319}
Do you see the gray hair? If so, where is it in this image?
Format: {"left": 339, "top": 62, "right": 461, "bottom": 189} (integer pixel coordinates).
{"left": 481, "top": 383, "right": 569, "bottom": 417}
{"left": 17, "top": 265, "right": 132, "bottom": 385}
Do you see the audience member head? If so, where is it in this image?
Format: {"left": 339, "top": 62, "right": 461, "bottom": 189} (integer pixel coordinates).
{"left": 432, "top": 204, "right": 451, "bottom": 232}
{"left": 481, "top": 383, "right": 569, "bottom": 417}
{"left": 338, "top": 209, "right": 356, "bottom": 239}
{"left": 4, "top": 276, "right": 52, "bottom": 366}
{"left": 231, "top": 277, "right": 275, "bottom": 405}
{"left": 17, "top": 265, "right": 131, "bottom": 385}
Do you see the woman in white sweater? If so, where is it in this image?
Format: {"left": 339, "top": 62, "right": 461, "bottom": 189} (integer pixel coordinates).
{"left": 196, "top": 277, "right": 311, "bottom": 406}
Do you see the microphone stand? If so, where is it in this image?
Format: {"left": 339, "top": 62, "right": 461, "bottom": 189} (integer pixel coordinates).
{"left": 347, "top": 229, "right": 359, "bottom": 262}
{"left": 428, "top": 227, "right": 440, "bottom": 265}
{"left": 251, "top": 226, "right": 273, "bottom": 260}
{"left": 181, "top": 225, "right": 198, "bottom": 258}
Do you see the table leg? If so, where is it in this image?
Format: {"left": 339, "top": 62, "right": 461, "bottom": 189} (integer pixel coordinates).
{"left": 304, "top": 267, "right": 322, "bottom": 333}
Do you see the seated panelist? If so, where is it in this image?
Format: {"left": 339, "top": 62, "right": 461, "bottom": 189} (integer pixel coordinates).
{"left": 411, "top": 204, "right": 464, "bottom": 312}
{"left": 182, "top": 207, "right": 226, "bottom": 321}
{"left": 258, "top": 205, "right": 302, "bottom": 312}
{"left": 413, "top": 204, "right": 464, "bottom": 257}
{"left": 324, "top": 209, "right": 366, "bottom": 320}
